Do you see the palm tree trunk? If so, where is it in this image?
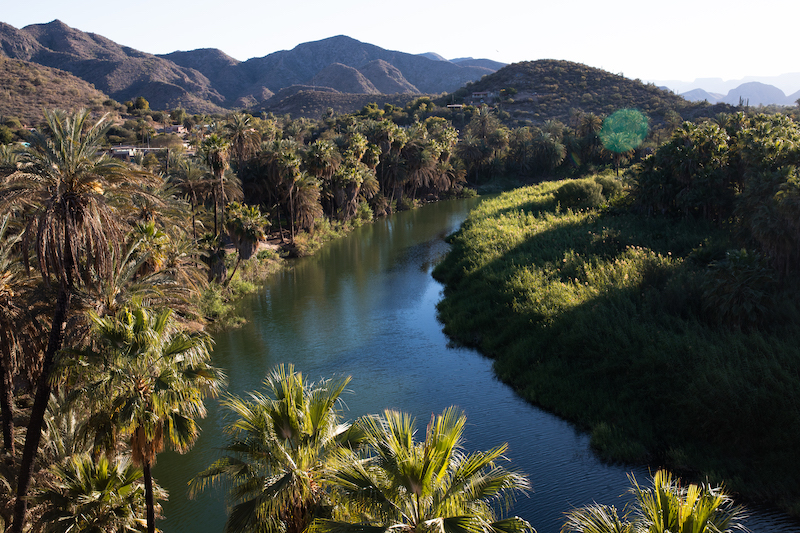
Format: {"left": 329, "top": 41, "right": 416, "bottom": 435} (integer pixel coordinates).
{"left": 144, "top": 460, "right": 156, "bottom": 533}
{"left": 219, "top": 171, "right": 226, "bottom": 239}
{"left": 0, "top": 344, "right": 14, "bottom": 456}
{"left": 10, "top": 287, "right": 71, "bottom": 533}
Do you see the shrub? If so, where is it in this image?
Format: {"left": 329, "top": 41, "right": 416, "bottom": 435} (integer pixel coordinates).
{"left": 553, "top": 178, "right": 605, "bottom": 209}
{"left": 592, "top": 174, "right": 623, "bottom": 199}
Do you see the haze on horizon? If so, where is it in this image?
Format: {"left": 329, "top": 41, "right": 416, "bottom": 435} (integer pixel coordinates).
{"left": 3, "top": 0, "right": 798, "bottom": 93}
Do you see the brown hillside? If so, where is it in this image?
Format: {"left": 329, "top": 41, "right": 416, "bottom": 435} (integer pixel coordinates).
{"left": 0, "top": 56, "right": 113, "bottom": 125}
{"left": 358, "top": 60, "right": 419, "bottom": 94}
{"left": 448, "top": 59, "right": 735, "bottom": 125}
{"left": 310, "top": 63, "right": 380, "bottom": 94}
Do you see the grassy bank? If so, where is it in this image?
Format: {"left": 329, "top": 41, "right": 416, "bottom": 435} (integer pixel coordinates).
{"left": 432, "top": 180, "right": 800, "bottom": 514}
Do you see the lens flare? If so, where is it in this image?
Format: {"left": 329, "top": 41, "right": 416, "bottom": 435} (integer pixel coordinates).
{"left": 599, "top": 109, "right": 649, "bottom": 153}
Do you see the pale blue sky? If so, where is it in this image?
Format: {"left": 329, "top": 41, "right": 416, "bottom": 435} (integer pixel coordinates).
{"left": 3, "top": 0, "right": 797, "bottom": 89}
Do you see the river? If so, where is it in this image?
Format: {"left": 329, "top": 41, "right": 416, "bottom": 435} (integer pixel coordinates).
{"left": 155, "top": 197, "right": 800, "bottom": 533}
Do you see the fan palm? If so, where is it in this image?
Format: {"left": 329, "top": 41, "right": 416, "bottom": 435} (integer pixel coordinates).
{"left": 225, "top": 201, "right": 269, "bottom": 285}
{"left": 32, "top": 453, "right": 163, "bottom": 533}
{"left": 79, "top": 305, "right": 225, "bottom": 533}
{"left": 190, "top": 364, "right": 360, "bottom": 533}
{"left": 0, "top": 109, "right": 158, "bottom": 533}
{"left": 169, "top": 157, "right": 215, "bottom": 239}
{"left": 225, "top": 113, "right": 261, "bottom": 171}
{"left": 561, "top": 470, "right": 746, "bottom": 533}
{"left": 200, "top": 133, "right": 231, "bottom": 237}
{"left": 311, "top": 407, "right": 533, "bottom": 533}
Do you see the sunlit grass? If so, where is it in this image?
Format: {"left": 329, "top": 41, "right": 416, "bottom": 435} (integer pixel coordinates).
{"left": 433, "top": 178, "right": 800, "bottom": 515}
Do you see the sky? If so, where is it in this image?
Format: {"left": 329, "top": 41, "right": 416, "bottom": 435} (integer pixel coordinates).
{"left": 3, "top": 0, "right": 799, "bottom": 92}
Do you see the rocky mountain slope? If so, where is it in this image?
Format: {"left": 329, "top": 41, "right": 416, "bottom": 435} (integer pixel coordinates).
{"left": 449, "top": 59, "right": 733, "bottom": 126}
{"left": 0, "top": 21, "right": 499, "bottom": 113}
{"left": 0, "top": 55, "right": 114, "bottom": 125}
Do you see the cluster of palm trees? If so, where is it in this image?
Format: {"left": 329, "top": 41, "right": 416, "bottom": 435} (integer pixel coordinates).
{"left": 0, "top": 108, "right": 225, "bottom": 533}
{"left": 190, "top": 364, "right": 535, "bottom": 533}
{"left": 188, "top": 364, "right": 747, "bottom": 533}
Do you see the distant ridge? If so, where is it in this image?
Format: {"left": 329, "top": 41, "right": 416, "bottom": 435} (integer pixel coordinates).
{"left": 0, "top": 21, "right": 502, "bottom": 113}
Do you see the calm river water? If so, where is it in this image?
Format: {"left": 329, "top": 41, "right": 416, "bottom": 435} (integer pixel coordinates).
{"left": 155, "top": 197, "right": 800, "bottom": 533}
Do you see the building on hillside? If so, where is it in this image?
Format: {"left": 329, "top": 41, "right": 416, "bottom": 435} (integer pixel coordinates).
{"left": 468, "top": 91, "right": 497, "bottom": 105}
{"left": 160, "top": 125, "right": 187, "bottom": 134}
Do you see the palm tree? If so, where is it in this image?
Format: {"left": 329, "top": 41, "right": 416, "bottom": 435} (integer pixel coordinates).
{"left": 0, "top": 109, "right": 158, "bottom": 533}
{"left": 225, "top": 201, "right": 269, "bottom": 284}
{"left": 293, "top": 172, "right": 325, "bottom": 234}
{"left": 225, "top": 113, "right": 261, "bottom": 171}
{"left": 32, "top": 453, "right": 164, "bottom": 533}
{"left": 169, "top": 158, "right": 213, "bottom": 240}
{"left": 190, "top": 364, "right": 360, "bottom": 533}
{"left": 78, "top": 305, "right": 225, "bottom": 533}
{"left": 562, "top": 470, "right": 746, "bottom": 533}
{"left": 200, "top": 133, "right": 231, "bottom": 238}
{"left": 311, "top": 407, "right": 533, "bottom": 533}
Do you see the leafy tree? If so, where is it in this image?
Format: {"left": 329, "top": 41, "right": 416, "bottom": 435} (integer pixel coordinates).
{"left": 225, "top": 202, "right": 269, "bottom": 283}
{"left": 0, "top": 215, "right": 46, "bottom": 455}
{"left": 598, "top": 109, "right": 649, "bottom": 175}
{"left": 200, "top": 133, "right": 232, "bottom": 238}
{"left": 225, "top": 113, "right": 260, "bottom": 171}
{"left": 313, "top": 407, "right": 533, "bottom": 533}
{"left": 190, "top": 364, "right": 359, "bottom": 533}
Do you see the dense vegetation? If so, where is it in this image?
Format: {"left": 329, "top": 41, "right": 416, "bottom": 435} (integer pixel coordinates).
{"left": 433, "top": 112, "right": 800, "bottom": 515}
{"left": 1, "top": 65, "right": 797, "bottom": 532}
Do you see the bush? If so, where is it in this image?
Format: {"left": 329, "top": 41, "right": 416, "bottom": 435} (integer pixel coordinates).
{"left": 553, "top": 178, "right": 605, "bottom": 209}
{"left": 592, "top": 174, "right": 623, "bottom": 199}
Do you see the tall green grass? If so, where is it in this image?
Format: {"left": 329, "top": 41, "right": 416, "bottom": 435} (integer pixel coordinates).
{"left": 433, "top": 179, "right": 800, "bottom": 514}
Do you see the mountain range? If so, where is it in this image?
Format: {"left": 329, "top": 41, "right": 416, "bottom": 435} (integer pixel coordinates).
{"left": 0, "top": 19, "right": 504, "bottom": 113}
{"left": 655, "top": 75, "right": 800, "bottom": 106}
{"left": 0, "top": 18, "right": 796, "bottom": 122}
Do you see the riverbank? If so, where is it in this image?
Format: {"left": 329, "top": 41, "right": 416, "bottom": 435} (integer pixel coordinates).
{"left": 432, "top": 180, "right": 800, "bottom": 516}
{"left": 199, "top": 192, "right": 480, "bottom": 330}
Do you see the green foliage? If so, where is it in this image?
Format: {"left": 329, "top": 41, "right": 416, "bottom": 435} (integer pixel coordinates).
{"left": 32, "top": 453, "right": 162, "bottom": 533}
{"left": 633, "top": 112, "right": 800, "bottom": 274}
{"left": 190, "top": 364, "right": 357, "bottom": 533}
{"left": 702, "top": 249, "right": 779, "bottom": 329}
{"left": 598, "top": 109, "right": 649, "bottom": 154}
{"left": 433, "top": 181, "right": 800, "bottom": 512}
{"left": 563, "top": 470, "right": 745, "bottom": 533}
{"left": 0, "top": 125, "right": 13, "bottom": 145}
{"left": 553, "top": 178, "right": 605, "bottom": 209}
{"left": 315, "top": 407, "right": 533, "bottom": 533}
